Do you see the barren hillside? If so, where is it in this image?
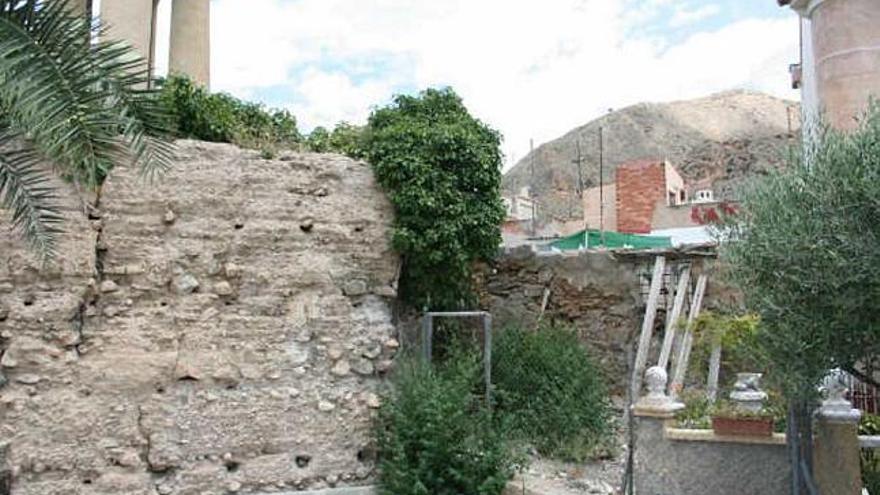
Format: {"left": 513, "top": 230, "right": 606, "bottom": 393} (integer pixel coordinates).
{"left": 504, "top": 90, "right": 800, "bottom": 220}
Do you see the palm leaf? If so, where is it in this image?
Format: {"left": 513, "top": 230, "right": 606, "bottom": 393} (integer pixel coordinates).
{"left": 0, "top": 0, "right": 175, "bottom": 257}
{"left": 0, "top": 129, "right": 64, "bottom": 258}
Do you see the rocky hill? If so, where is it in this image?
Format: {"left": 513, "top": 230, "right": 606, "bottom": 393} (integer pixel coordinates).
{"left": 504, "top": 90, "right": 800, "bottom": 220}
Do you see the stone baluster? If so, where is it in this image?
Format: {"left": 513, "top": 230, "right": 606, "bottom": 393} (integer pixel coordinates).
{"left": 632, "top": 366, "right": 685, "bottom": 494}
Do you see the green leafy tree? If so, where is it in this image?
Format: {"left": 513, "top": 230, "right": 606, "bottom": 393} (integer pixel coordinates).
{"left": 365, "top": 88, "right": 505, "bottom": 309}
{"left": 721, "top": 107, "right": 880, "bottom": 398}
{"left": 0, "top": 0, "right": 174, "bottom": 258}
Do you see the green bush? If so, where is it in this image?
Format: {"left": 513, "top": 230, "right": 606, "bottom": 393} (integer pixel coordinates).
{"left": 375, "top": 355, "right": 513, "bottom": 495}
{"left": 492, "top": 325, "right": 611, "bottom": 461}
{"left": 157, "top": 75, "right": 302, "bottom": 150}
{"left": 365, "top": 88, "right": 505, "bottom": 309}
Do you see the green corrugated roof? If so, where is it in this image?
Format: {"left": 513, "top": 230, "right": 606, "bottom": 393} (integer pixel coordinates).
{"left": 549, "top": 229, "right": 672, "bottom": 251}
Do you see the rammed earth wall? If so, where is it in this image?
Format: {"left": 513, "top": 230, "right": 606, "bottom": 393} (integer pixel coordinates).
{"left": 0, "top": 141, "right": 399, "bottom": 494}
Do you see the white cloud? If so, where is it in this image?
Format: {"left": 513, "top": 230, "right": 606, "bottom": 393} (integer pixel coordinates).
{"left": 669, "top": 5, "right": 722, "bottom": 28}
{"left": 149, "top": 0, "right": 799, "bottom": 169}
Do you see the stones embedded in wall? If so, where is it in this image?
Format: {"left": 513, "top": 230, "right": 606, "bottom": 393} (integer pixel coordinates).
{"left": 476, "top": 248, "right": 643, "bottom": 395}
{"left": 0, "top": 141, "right": 400, "bottom": 494}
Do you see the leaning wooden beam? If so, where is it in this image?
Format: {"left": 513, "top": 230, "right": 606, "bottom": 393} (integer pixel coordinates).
{"left": 706, "top": 338, "right": 723, "bottom": 402}
{"left": 668, "top": 274, "right": 708, "bottom": 398}
{"left": 657, "top": 265, "right": 691, "bottom": 370}
{"left": 630, "top": 256, "right": 666, "bottom": 401}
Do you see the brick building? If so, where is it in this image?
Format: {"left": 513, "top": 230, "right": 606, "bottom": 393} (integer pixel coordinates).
{"left": 583, "top": 159, "right": 688, "bottom": 234}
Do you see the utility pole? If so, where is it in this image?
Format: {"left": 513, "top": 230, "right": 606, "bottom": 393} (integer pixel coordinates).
{"left": 529, "top": 139, "right": 536, "bottom": 238}
{"left": 572, "top": 140, "right": 585, "bottom": 220}
{"left": 599, "top": 125, "right": 606, "bottom": 247}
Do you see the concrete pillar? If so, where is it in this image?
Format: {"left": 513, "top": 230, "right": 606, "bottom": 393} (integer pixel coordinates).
{"left": 64, "top": 0, "right": 91, "bottom": 18}
{"left": 169, "top": 0, "right": 211, "bottom": 87}
{"left": 632, "top": 366, "right": 685, "bottom": 495}
{"left": 813, "top": 371, "right": 863, "bottom": 495}
{"left": 101, "top": 0, "right": 156, "bottom": 74}
{"left": 792, "top": 0, "right": 880, "bottom": 130}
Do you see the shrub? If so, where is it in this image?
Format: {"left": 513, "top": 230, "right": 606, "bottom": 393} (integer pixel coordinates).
{"left": 375, "top": 355, "right": 513, "bottom": 495}
{"left": 492, "top": 325, "right": 611, "bottom": 461}
{"left": 157, "top": 75, "right": 302, "bottom": 150}
{"left": 365, "top": 88, "right": 505, "bottom": 310}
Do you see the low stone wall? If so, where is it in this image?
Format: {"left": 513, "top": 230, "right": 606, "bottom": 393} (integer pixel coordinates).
{"left": 0, "top": 141, "right": 399, "bottom": 494}
{"left": 476, "top": 247, "right": 718, "bottom": 395}
{"left": 635, "top": 422, "right": 790, "bottom": 495}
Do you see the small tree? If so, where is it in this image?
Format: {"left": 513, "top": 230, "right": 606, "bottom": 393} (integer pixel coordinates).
{"left": 365, "top": 88, "right": 505, "bottom": 309}
{"left": 721, "top": 107, "right": 880, "bottom": 489}
{"left": 721, "top": 108, "right": 880, "bottom": 398}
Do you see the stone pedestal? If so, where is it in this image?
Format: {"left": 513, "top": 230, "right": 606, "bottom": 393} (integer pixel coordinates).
{"left": 813, "top": 371, "right": 863, "bottom": 495}
{"left": 169, "top": 0, "right": 211, "bottom": 87}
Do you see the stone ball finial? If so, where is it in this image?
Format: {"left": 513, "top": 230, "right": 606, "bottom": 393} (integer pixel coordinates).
{"left": 645, "top": 366, "right": 668, "bottom": 397}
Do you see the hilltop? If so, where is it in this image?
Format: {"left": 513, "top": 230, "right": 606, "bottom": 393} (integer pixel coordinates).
{"left": 504, "top": 90, "right": 800, "bottom": 219}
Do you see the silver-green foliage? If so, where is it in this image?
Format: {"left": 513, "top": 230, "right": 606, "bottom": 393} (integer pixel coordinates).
{"left": 0, "top": 0, "right": 173, "bottom": 259}
{"left": 721, "top": 107, "right": 880, "bottom": 398}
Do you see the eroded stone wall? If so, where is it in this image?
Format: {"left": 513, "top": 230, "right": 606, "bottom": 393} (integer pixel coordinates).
{"left": 477, "top": 248, "right": 721, "bottom": 396}
{"left": 0, "top": 141, "right": 399, "bottom": 494}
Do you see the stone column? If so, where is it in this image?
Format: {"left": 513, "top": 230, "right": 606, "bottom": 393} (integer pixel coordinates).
{"left": 633, "top": 366, "right": 685, "bottom": 495}
{"left": 791, "top": 0, "right": 880, "bottom": 130}
{"left": 813, "top": 370, "right": 863, "bottom": 495}
{"left": 64, "top": 0, "right": 91, "bottom": 18}
{"left": 101, "top": 0, "right": 155, "bottom": 73}
{"left": 169, "top": 0, "right": 211, "bottom": 87}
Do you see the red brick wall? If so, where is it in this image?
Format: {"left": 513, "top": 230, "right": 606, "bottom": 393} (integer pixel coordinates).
{"left": 616, "top": 160, "right": 666, "bottom": 233}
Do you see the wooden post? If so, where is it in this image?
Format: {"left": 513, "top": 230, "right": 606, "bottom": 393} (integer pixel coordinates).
{"left": 706, "top": 339, "right": 722, "bottom": 402}
{"left": 668, "top": 274, "right": 707, "bottom": 398}
{"left": 630, "top": 256, "right": 666, "bottom": 401}
{"left": 657, "top": 266, "right": 690, "bottom": 370}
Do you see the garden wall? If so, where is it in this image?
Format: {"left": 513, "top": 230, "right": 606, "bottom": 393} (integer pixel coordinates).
{"left": 635, "top": 421, "right": 790, "bottom": 495}
{"left": 0, "top": 141, "right": 400, "bottom": 494}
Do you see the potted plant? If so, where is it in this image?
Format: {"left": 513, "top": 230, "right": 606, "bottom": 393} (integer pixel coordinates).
{"left": 710, "top": 400, "right": 774, "bottom": 437}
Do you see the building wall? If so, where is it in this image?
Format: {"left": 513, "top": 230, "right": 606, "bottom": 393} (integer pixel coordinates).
{"left": 616, "top": 161, "right": 666, "bottom": 234}
{"left": 664, "top": 162, "right": 687, "bottom": 205}
{"left": 583, "top": 183, "right": 617, "bottom": 232}
{"left": 0, "top": 141, "right": 399, "bottom": 494}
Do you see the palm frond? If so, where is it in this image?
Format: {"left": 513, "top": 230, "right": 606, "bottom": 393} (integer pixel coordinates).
{"left": 0, "top": 129, "right": 63, "bottom": 259}
{"left": 0, "top": 0, "right": 175, "bottom": 255}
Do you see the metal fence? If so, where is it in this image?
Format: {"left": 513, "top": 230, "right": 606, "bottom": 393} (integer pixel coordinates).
{"left": 843, "top": 372, "right": 879, "bottom": 414}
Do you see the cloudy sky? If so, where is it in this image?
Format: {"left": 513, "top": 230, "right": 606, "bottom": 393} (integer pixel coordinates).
{"left": 151, "top": 0, "right": 800, "bottom": 168}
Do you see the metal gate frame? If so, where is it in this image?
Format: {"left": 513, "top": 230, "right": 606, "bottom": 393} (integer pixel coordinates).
{"left": 421, "top": 311, "right": 493, "bottom": 404}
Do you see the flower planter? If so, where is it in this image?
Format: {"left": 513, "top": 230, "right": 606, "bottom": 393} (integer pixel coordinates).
{"left": 711, "top": 415, "right": 774, "bottom": 437}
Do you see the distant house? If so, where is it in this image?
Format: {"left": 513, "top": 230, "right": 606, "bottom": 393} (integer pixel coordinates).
{"left": 582, "top": 159, "right": 731, "bottom": 246}
{"left": 502, "top": 187, "right": 536, "bottom": 222}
